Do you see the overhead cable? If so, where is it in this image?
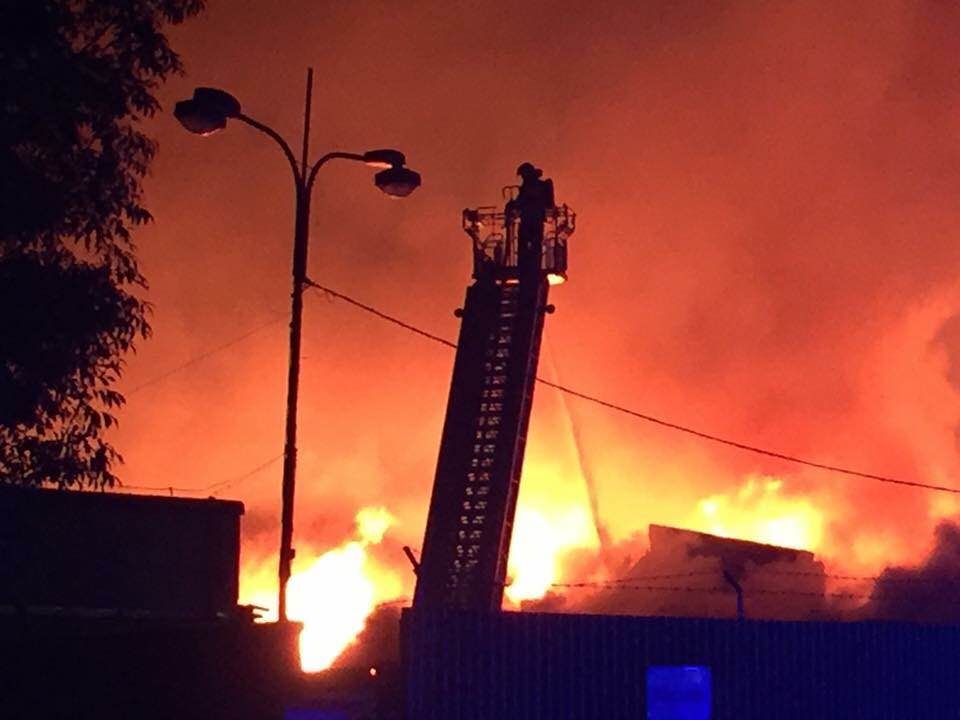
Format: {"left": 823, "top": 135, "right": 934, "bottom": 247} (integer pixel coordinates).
{"left": 305, "top": 281, "right": 960, "bottom": 497}
{"left": 121, "top": 452, "right": 283, "bottom": 496}
{"left": 125, "top": 315, "right": 286, "bottom": 396}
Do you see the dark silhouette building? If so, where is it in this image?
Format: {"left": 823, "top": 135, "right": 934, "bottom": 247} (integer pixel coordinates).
{"left": 0, "top": 486, "right": 242, "bottom": 617}
{"left": 0, "top": 486, "right": 299, "bottom": 720}
{"left": 402, "top": 607, "right": 960, "bottom": 720}
{"left": 401, "top": 526, "right": 960, "bottom": 719}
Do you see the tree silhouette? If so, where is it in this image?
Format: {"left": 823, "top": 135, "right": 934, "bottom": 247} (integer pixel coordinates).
{"left": 0, "top": 1, "right": 204, "bottom": 488}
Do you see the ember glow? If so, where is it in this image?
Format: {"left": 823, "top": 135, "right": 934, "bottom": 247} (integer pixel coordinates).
{"left": 505, "top": 504, "right": 599, "bottom": 605}
{"left": 113, "top": 0, "right": 960, "bottom": 660}
{"left": 238, "top": 507, "right": 403, "bottom": 672}
{"left": 288, "top": 507, "right": 402, "bottom": 672}
{"left": 693, "top": 476, "right": 825, "bottom": 552}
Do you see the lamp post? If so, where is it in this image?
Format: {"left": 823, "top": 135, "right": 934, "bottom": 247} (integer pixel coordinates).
{"left": 175, "top": 69, "right": 421, "bottom": 622}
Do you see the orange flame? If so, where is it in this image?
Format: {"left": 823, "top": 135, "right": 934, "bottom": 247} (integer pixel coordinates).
{"left": 289, "top": 507, "right": 402, "bottom": 672}
{"left": 505, "top": 503, "right": 599, "bottom": 605}
{"left": 238, "top": 507, "right": 403, "bottom": 672}
{"left": 691, "top": 476, "right": 824, "bottom": 551}
{"left": 288, "top": 541, "right": 375, "bottom": 671}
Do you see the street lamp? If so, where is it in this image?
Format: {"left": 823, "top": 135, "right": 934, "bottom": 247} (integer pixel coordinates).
{"left": 175, "top": 69, "right": 421, "bottom": 622}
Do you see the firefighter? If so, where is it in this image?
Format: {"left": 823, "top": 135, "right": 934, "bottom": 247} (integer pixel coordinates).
{"left": 506, "top": 162, "right": 554, "bottom": 277}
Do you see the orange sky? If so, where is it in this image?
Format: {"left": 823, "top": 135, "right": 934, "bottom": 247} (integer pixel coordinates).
{"left": 112, "top": 0, "right": 960, "bottom": 644}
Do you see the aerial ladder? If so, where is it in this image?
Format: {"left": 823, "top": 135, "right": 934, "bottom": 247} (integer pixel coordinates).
{"left": 413, "top": 165, "right": 576, "bottom": 611}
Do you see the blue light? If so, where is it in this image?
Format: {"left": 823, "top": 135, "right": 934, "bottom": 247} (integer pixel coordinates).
{"left": 647, "top": 665, "right": 712, "bottom": 720}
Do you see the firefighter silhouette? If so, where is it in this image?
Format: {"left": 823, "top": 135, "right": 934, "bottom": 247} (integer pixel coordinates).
{"left": 505, "top": 162, "right": 554, "bottom": 277}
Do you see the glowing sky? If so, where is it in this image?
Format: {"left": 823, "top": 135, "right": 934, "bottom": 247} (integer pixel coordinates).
{"left": 113, "top": 1, "right": 960, "bottom": 662}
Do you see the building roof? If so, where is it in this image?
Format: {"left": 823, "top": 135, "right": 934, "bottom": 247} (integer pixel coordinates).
{"left": 0, "top": 483, "right": 244, "bottom": 514}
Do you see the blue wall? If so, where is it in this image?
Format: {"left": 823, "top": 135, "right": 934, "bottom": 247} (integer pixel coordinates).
{"left": 403, "top": 609, "right": 960, "bottom": 720}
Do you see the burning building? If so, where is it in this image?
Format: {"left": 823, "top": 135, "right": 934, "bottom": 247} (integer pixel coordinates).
{"left": 401, "top": 525, "right": 960, "bottom": 719}
{"left": 573, "top": 523, "right": 829, "bottom": 621}
{"left": 397, "top": 170, "right": 960, "bottom": 719}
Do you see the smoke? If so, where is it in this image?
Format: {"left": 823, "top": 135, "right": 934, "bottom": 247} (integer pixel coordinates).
{"left": 333, "top": 605, "right": 402, "bottom": 670}
{"left": 523, "top": 521, "right": 960, "bottom": 626}
{"left": 109, "top": 0, "right": 960, "bottom": 638}
{"left": 860, "top": 521, "right": 960, "bottom": 623}
{"left": 522, "top": 523, "right": 833, "bottom": 622}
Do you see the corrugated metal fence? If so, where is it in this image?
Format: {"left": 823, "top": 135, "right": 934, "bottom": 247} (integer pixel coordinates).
{"left": 402, "top": 609, "right": 960, "bottom": 720}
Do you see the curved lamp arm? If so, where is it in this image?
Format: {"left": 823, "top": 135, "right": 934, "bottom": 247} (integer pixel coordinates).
{"left": 305, "top": 151, "right": 366, "bottom": 193}
{"left": 236, "top": 113, "right": 303, "bottom": 184}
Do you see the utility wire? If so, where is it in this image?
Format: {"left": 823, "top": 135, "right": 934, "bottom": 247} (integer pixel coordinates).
{"left": 121, "top": 452, "right": 283, "bottom": 496}
{"left": 306, "top": 279, "right": 456, "bottom": 348}
{"left": 209, "top": 453, "right": 285, "bottom": 496}
{"left": 119, "top": 483, "right": 209, "bottom": 495}
{"left": 533, "top": 377, "right": 960, "bottom": 495}
{"left": 305, "top": 281, "right": 960, "bottom": 497}
{"left": 125, "top": 315, "right": 286, "bottom": 396}
{"left": 117, "top": 318, "right": 286, "bottom": 497}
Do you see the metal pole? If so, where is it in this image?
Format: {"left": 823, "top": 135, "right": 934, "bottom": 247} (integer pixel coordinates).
{"left": 278, "top": 68, "right": 314, "bottom": 622}
{"left": 722, "top": 570, "right": 745, "bottom": 621}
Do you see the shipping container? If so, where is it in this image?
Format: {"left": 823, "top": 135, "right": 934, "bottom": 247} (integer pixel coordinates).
{"left": 0, "top": 486, "right": 243, "bottom": 618}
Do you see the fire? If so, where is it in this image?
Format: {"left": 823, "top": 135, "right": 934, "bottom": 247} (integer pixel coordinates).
{"left": 288, "top": 542, "right": 374, "bottom": 671}
{"left": 284, "top": 506, "right": 402, "bottom": 672}
{"left": 505, "top": 503, "right": 599, "bottom": 605}
{"left": 692, "top": 475, "right": 824, "bottom": 551}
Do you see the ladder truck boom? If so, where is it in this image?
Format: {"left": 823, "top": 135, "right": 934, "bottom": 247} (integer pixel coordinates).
{"left": 414, "top": 166, "right": 575, "bottom": 611}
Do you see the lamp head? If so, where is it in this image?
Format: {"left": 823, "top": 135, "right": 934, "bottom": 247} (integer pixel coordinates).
{"left": 365, "top": 148, "right": 421, "bottom": 197}
{"left": 174, "top": 87, "right": 242, "bottom": 136}
{"left": 374, "top": 165, "right": 422, "bottom": 198}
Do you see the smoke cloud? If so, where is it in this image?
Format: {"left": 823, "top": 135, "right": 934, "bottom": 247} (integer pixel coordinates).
{"left": 110, "top": 0, "right": 960, "bottom": 638}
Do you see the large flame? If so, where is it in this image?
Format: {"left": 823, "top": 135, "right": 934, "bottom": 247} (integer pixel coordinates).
{"left": 115, "top": 0, "right": 960, "bottom": 660}
{"left": 505, "top": 504, "right": 599, "bottom": 604}
{"left": 288, "top": 541, "right": 374, "bottom": 671}
{"left": 288, "top": 507, "right": 402, "bottom": 672}
{"left": 501, "top": 474, "right": 827, "bottom": 606}
{"left": 692, "top": 476, "right": 824, "bottom": 551}
{"left": 238, "top": 507, "right": 403, "bottom": 672}
{"left": 231, "top": 290, "right": 960, "bottom": 657}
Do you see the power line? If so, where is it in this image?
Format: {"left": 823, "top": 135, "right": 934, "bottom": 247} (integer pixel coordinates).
{"left": 535, "top": 377, "right": 960, "bottom": 495}
{"left": 125, "top": 315, "right": 286, "bottom": 396}
{"left": 119, "top": 483, "right": 208, "bottom": 495}
{"left": 306, "top": 279, "right": 456, "bottom": 348}
{"left": 209, "top": 453, "right": 284, "bottom": 496}
{"left": 305, "top": 281, "right": 960, "bottom": 497}
{"left": 121, "top": 452, "right": 283, "bottom": 496}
